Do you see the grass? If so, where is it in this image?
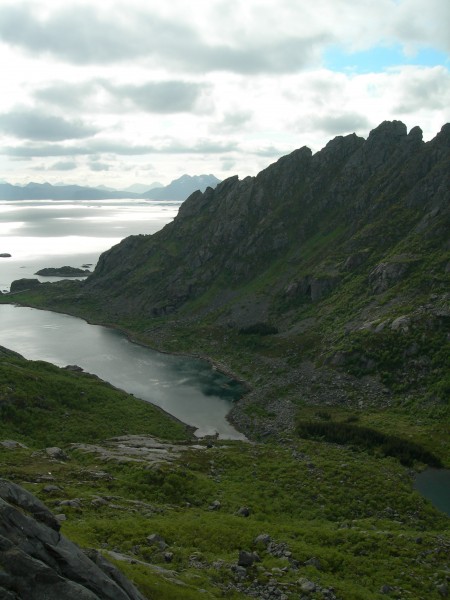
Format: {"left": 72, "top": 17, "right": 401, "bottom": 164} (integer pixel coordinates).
{"left": 1, "top": 348, "right": 449, "bottom": 599}
{"left": 0, "top": 351, "right": 190, "bottom": 447}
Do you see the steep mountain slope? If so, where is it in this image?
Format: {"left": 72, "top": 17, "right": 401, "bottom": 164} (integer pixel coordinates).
{"left": 7, "top": 120, "right": 449, "bottom": 424}
{"left": 86, "top": 121, "right": 448, "bottom": 322}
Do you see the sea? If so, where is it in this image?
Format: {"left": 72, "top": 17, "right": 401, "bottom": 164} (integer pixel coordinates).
{"left": 0, "top": 198, "right": 181, "bottom": 292}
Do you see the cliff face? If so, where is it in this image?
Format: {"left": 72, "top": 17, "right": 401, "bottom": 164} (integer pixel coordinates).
{"left": 85, "top": 121, "right": 449, "bottom": 323}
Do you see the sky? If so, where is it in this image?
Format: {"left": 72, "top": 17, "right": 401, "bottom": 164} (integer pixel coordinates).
{"left": 0, "top": 0, "right": 449, "bottom": 189}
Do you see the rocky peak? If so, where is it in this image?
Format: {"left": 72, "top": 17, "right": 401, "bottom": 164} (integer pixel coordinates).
{"left": 83, "top": 120, "right": 448, "bottom": 326}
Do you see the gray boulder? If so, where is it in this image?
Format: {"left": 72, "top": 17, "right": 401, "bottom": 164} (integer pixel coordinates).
{"left": 237, "top": 550, "right": 260, "bottom": 567}
{"left": 46, "top": 446, "right": 69, "bottom": 461}
{"left": 0, "top": 478, "right": 145, "bottom": 600}
{"left": 369, "top": 261, "right": 409, "bottom": 293}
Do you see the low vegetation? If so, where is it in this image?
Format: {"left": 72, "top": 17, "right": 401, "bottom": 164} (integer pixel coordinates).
{"left": 1, "top": 349, "right": 449, "bottom": 600}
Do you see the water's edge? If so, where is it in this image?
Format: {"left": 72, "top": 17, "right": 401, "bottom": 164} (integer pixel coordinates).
{"left": 0, "top": 301, "right": 248, "bottom": 440}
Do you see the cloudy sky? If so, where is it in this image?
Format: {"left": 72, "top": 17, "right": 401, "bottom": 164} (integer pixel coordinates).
{"left": 0, "top": 0, "right": 449, "bottom": 189}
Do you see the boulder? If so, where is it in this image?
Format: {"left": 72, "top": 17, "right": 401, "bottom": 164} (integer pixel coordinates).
{"left": 390, "top": 315, "right": 411, "bottom": 332}
{"left": 236, "top": 506, "right": 250, "bottom": 517}
{"left": 0, "top": 440, "right": 28, "bottom": 450}
{"left": 146, "top": 533, "right": 168, "bottom": 550}
{"left": 237, "top": 550, "right": 260, "bottom": 567}
{"left": 304, "top": 556, "right": 322, "bottom": 570}
{"left": 46, "top": 446, "right": 69, "bottom": 461}
{"left": 0, "top": 478, "right": 145, "bottom": 600}
{"left": 298, "top": 578, "right": 316, "bottom": 593}
{"left": 369, "top": 261, "right": 409, "bottom": 293}
{"left": 254, "top": 533, "right": 272, "bottom": 547}
{"left": 208, "top": 499, "right": 221, "bottom": 510}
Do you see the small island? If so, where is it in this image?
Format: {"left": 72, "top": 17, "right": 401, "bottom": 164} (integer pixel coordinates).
{"left": 35, "top": 266, "right": 92, "bottom": 277}
{"left": 0, "top": 253, "right": 12, "bottom": 258}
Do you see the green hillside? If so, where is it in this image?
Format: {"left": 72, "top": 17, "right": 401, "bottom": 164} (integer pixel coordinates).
{"left": 1, "top": 347, "right": 449, "bottom": 599}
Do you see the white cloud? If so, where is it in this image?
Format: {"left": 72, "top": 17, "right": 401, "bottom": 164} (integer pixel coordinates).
{"left": 0, "top": 0, "right": 448, "bottom": 187}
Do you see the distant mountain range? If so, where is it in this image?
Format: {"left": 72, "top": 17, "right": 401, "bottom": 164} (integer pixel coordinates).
{"left": 142, "top": 174, "right": 221, "bottom": 200}
{"left": 0, "top": 174, "right": 220, "bottom": 201}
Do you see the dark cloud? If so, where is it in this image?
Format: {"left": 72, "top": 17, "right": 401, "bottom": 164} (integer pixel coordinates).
{"left": 89, "top": 161, "right": 110, "bottom": 172}
{"left": 1, "top": 139, "right": 238, "bottom": 158}
{"left": 0, "top": 108, "right": 98, "bottom": 141}
{"left": 34, "top": 81, "right": 101, "bottom": 111}
{"left": 105, "top": 81, "right": 210, "bottom": 113}
{"left": 253, "top": 145, "right": 288, "bottom": 157}
{"left": 34, "top": 79, "right": 210, "bottom": 114}
{"left": 158, "top": 139, "right": 238, "bottom": 154}
{"left": 215, "top": 110, "right": 253, "bottom": 132}
{"left": 50, "top": 160, "right": 78, "bottom": 171}
{"left": 221, "top": 158, "right": 236, "bottom": 171}
{"left": 394, "top": 68, "right": 450, "bottom": 113}
{"left": 0, "top": 4, "right": 328, "bottom": 74}
{"left": 1, "top": 142, "right": 153, "bottom": 158}
{"left": 308, "top": 113, "right": 370, "bottom": 135}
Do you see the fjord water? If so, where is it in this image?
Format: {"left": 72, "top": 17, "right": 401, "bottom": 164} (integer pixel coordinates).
{"left": 0, "top": 198, "right": 246, "bottom": 439}
{"left": 0, "top": 304, "right": 246, "bottom": 439}
{"left": 0, "top": 198, "right": 181, "bottom": 292}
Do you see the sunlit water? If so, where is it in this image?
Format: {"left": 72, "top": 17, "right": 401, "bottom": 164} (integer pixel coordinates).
{"left": 0, "top": 199, "right": 246, "bottom": 439}
{"left": 0, "top": 198, "right": 181, "bottom": 292}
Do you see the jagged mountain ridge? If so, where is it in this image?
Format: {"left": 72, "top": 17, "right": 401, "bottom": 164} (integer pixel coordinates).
{"left": 85, "top": 120, "right": 449, "bottom": 325}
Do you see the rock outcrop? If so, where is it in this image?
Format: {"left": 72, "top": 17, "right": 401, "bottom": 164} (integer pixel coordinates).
{"left": 21, "top": 121, "right": 450, "bottom": 403}
{"left": 0, "top": 478, "right": 145, "bottom": 600}
{"left": 10, "top": 278, "right": 41, "bottom": 293}
{"left": 82, "top": 121, "right": 449, "bottom": 326}
{"left": 35, "top": 266, "right": 91, "bottom": 277}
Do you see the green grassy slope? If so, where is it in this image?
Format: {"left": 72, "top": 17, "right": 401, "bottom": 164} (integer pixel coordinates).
{"left": 1, "top": 348, "right": 449, "bottom": 600}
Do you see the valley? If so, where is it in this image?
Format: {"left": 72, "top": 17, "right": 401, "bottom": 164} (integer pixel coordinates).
{"left": 1, "top": 120, "right": 449, "bottom": 599}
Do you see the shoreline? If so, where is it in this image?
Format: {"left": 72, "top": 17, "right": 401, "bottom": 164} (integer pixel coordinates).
{"left": 0, "top": 298, "right": 251, "bottom": 441}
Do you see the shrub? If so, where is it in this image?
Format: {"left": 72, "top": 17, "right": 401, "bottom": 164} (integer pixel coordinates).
{"left": 239, "top": 322, "right": 279, "bottom": 336}
{"left": 296, "top": 421, "right": 442, "bottom": 467}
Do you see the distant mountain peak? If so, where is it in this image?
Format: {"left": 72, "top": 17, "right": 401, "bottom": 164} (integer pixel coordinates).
{"left": 142, "top": 174, "right": 221, "bottom": 200}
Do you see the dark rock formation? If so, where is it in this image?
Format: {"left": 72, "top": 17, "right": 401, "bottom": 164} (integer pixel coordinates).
{"left": 237, "top": 550, "right": 260, "bottom": 567}
{"left": 0, "top": 478, "right": 145, "bottom": 600}
{"left": 10, "top": 278, "right": 41, "bottom": 292}
{"left": 0, "top": 253, "right": 11, "bottom": 258}
{"left": 35, "top": 266, "right": 91, "bottom": 277}
{"left": 25, "top": 121, "right": 450, "bottom": 405}
{"left": 82, "top": 121, "right": 449, "bottom": 326}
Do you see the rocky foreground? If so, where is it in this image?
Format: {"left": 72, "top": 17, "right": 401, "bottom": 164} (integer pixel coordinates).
{"left": 0, "top": 478, "right": 145, "bottom": 600}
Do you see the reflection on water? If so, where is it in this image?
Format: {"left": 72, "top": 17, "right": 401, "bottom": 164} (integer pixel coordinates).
{"left": 0, "top": 198, "right": 181, "bottom": 291}
{"left": 0, "top": 305, "right": 246, "bottom": 440}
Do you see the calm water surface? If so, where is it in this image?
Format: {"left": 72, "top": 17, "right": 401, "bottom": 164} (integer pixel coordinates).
{"left": 414, "top": 468, "right": 450, "bottom": 516}
{"left": 0, "top": 198, "right": 181, "bottom": 291}
{"left": 0, "top": 199, "right": 247, "bottom": 439}
{"left": 0, "top": 306, "right": 246, "bottom": 440}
